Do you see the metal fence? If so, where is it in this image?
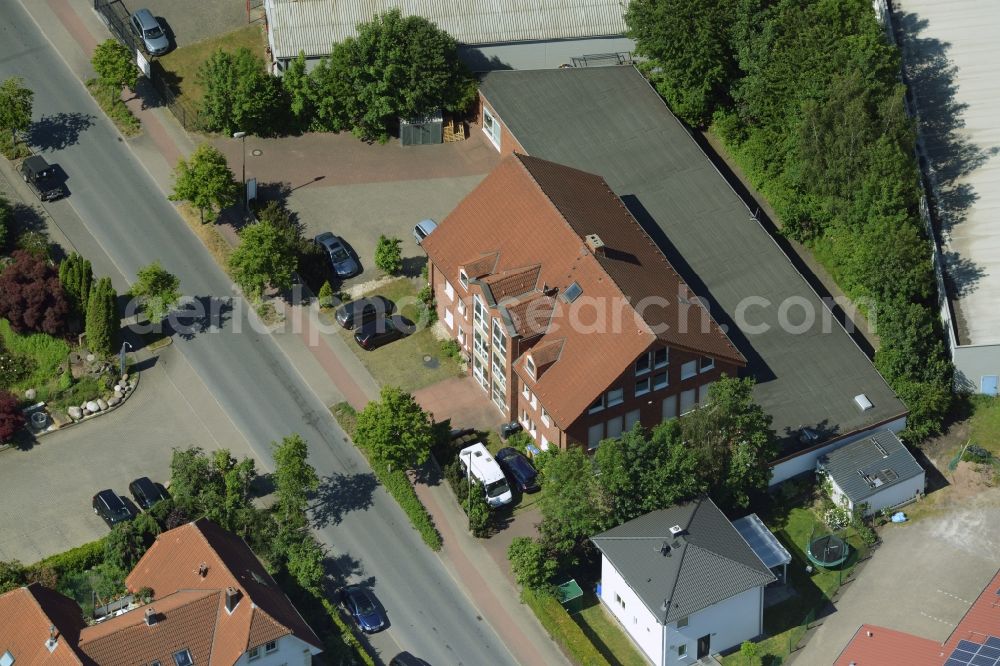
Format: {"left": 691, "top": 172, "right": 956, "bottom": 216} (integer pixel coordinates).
{"left": 93, "top": 0, "right": 203, "bottom": 132}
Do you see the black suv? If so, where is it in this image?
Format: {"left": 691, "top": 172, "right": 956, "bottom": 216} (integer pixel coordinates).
{"left": 129, "top": 477, "right": 168, "bottom": 511}
{"left": 19, "top": 156, "right": 64, "bottom": 202}
{"left": 92, "top": 489, "right": 134, "bottom": 527}
{"left": 496, "top": 447, "right": 540, "bottom": 493}
{"left": 335, "top": 296, "right": 394, "bottom": 330}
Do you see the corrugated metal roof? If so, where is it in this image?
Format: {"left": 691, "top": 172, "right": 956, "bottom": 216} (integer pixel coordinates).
{"left": 264, "top": 0, "right": 630, "bottom": 59}
{"left": 818, "top": 430, "right": 924, "bottom": 503}
{"left": 591, "top": 498, "right": 776, "bottom": 624}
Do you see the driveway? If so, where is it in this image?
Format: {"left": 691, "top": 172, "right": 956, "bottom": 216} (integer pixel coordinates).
{"left": 116, "top": 0, "right": 249, "bottom": 48}
{"left": 0, "top": 349, "right": 257, "bottom": 563}
{"left": 790, "top": 486, "right": 1000, "bottom": 664}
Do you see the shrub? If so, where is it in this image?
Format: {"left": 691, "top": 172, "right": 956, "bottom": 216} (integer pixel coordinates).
{"left": 0, "top": 350, "right": 34, "bottom": 387}
{"left": 963, "top": 444, "right": 992, "bottom": 464}
{"left": 0, "top": 319, "right": 71, "bottom": 389}
{"left": 0, "top": 250, "right": 70, "bottom": 335}
{"left": 85, "top": 79, "right": 141, "bottom": 136}
{"left": 464, "top": 480, "right": 491, "bottom": 538}
{"left": 0, "top": 195, "right": 10, "bottom": 251}
{"left": 35, "top": 538, "right": 105, "bottom": 577}
{"left": 508, "top": 537, "right": 557, "bottom": 591}
{"left": 15, "top": 231, "right": 49, "bottom": 259}
{"left": 317, "top": 280, "right": 335, "bottom": 309}
{"left": 521, "top": 588, "right": 611, "bottom": 666}
{"left": 374, "top": 235, "right": 403, "bottom": 275}
{"left": 0, "top": 389, "right": 25, "bottom": 442}
{"left": 0, "top": 560, "right": 26, "bottom": 593}
{"left": 440, "top": 339, "right": 462, "bottom": 362}
{"left": 91, "top": 39, "right": 137, "bottom": 91}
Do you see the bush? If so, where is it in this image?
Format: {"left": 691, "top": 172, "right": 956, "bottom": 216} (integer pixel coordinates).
{"left": 0, "top": 319, "right": 72, "bottom": 389}
{"left": 15, "top": 231, "right": 49, "bottom": 259}
{"left": 35, "top": 538, "right": 105, "bottom": 577}
{"left": 522, "top": 588, "right": 611, "bottom": 666}
{"left": 508, "top": 537, "right": 556, "bottom": 591}
{"left": 0, "top": 390, "right": 24, "bottom": 442}
{"left": 0, "top": 195, "right": 10, "bottom": 251}
{"left": 374, "top": 235, "right": 403, "bottom": 275}
{"left": 317, "top": 280, "right": 335, "bottom": 309}
{"left": 440, "top": 339, "right": 462, "bottom": 362}
{"left": 963, "top": 444, "right": 992, "bottom": 464}
{"left": 91, "top": 39, "right": 137, "bottom": 91}
{"left": 464, "top": 480, "right": 491, "bottom": 538}
{"left": 0, "top": 250, "right": 70, "bottom": 335}
{"left": 85, "top": 79, "right": 141, "bottom": 136}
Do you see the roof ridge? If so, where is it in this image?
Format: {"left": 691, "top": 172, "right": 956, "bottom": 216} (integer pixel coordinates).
{"left": 513, "top": 154, "right": 657, "bottom": 339}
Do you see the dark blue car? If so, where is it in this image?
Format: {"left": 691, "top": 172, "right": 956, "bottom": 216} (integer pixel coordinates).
{"left": 339, "top": 586, "right": 386, "bottom": 633}
{"left": 496, "top": 447, "right": 540, "bottom": 493}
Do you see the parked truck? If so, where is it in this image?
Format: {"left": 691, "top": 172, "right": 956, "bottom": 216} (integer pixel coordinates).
{"left": 19, "top": 155, "right": 65, "bottom": 202}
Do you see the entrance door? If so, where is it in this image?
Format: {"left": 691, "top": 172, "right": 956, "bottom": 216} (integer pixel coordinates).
{"left": 697, "top": 635, "right": 711, "bottom": 659}
{"left": 982, "top": 375, "right": 999, "bottom": 396}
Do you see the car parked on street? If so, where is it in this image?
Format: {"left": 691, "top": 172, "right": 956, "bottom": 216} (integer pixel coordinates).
{"left": 92, "top": 489, "right": 134, "bottom": 527}
{"left": 18, "top": 155, "right": 64, "bottom": 201}
{"left": 315, "top": 232, "right": 359, "bottom": 278}
{"left": 129, "top": 9, "right": 170, "bottom": 56}
{"left": 496, "top": 447, "right": 540, "bottom": 493}
{"left": 353, "top": 318, "right": 404, "bottom": 350}
{"left": 335, "top": 296, "right": 394, "bottom": 330}
{"left": 128, "top": 476, "right": 168, "bottom": 511}
{"left": 389, "top": 653, "right": 431, "bottom": 666}
{"left": 413, "top": 218, "right": 437, "bottom": 245}
{"left": 338, "top": 585, "right": 386, "bottom": 633}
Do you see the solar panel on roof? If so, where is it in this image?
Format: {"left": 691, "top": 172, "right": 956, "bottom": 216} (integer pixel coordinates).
{"left": 947, "top": 638, "right": 1000, "bottom": 666}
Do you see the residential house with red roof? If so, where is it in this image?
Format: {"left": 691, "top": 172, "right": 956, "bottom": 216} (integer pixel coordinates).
{"left": 420, "top": 152, "right": 745, "bottom": 450}
{"left": 0, "top": 519, "right": 322, "bottom": 666}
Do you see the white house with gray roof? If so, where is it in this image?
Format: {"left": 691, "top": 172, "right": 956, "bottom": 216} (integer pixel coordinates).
{"left": 591, "top": 498, "right": 776, "bottom": 665}
{"left": 816, "top": 430, "right": 924, "bottom": 516}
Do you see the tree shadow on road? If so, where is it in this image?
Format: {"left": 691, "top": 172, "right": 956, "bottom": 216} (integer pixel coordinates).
{"left": 311, "top": 471, "right": 378, "bottom": 528}
{"left": 28, "top": 112, "right": 96, "bottom": 151}
{"left": 161, "top": 295, "right": 234, "bottom": 341}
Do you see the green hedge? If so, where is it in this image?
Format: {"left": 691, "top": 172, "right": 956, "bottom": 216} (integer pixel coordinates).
{"left": 34, "top": 538, "right": 105, "bottom": 576}
{"left": 330, "top": 403, "right": 443, "bottom": 551}
{"left": 522, "top": 588, "right": 610, "bottom": 666}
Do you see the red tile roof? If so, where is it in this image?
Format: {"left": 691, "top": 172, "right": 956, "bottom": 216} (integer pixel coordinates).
{"left": 422, "top": 153, "right": 743, "bottom": 427}
{"left": 77, "top": 590, "right": 219, "bottom": 665}
{"left": 0, "top": 584, "right": 86, "bottom": 665}
{"left": 834, "top": 624, "right": 944, "bottom": 666}
{"left": 125, "top": 518, "right": 321, "bottom": 664}
{"left": 943, "top": 568, "right": 1000, "bottom": 653}
{"left": 482, "top": 265, "right": 541, "bottom": 302}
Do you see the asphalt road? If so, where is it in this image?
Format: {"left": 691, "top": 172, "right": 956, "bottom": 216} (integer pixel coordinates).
{"left": 0, "top": 5, "right": 517, "bottom": 665}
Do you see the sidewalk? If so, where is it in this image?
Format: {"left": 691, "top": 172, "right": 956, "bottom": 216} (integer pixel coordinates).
{"left": 26, "top": 1, "right": 570, "bottom": 663}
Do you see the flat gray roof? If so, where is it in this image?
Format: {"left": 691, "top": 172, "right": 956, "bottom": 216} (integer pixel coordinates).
{"left": 480, "top": 67, "right": 906, "bottom": 455}
{"left": 818, "top": 430, "right": 924, "bottom": 503}
{"left": 895, "top": 0, "right": 1000, "bottom": 346}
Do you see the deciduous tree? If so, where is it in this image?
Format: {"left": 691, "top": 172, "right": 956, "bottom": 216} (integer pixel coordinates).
{"left": 228, "top": 218, "right": 298, "bottom": 299}
{"left": 538, "top": 448, "right": 612, "bottom": 560}
{"left": 198, "top": 48, "right": 285, "bottom": 136}
{"left": 272, "top": 433, "right": 319, "bottom": 529}
{"left": 354, "top": 386, "right": 434, "bottom": 471}
{"left": 169, "top": 144, "right": 239, "bottom": 223}
{"left": 0, "top": 250, "right": 70, "bottom": 336}
{"left": 312, "top": 9, "right": 476, "bottom": 141}
{"left": 507, "top": 537, "right": 557, "bottom": 590}
{"left": 0, "top": 77, "right": 33, "bottom": 146}
{"left": 92, "top": 39, "right": 138, "bottom": 92}
{"left": 130, "top": 261, "right": 180, "bottom": 322}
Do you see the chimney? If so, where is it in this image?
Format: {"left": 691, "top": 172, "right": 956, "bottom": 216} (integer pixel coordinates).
{"left": 45, "top": 625, "right": 58, "bottom": 652}
{"left": 225, "top": 586, "right": 242, "bottom": 613}
{"left": 584, "top": 234, "right": 605, "bottom": 256}
{"left": 198, "top": 562, "right": 208, "bottom": 578}
{"left": 145, "top": 608, "right": 157, "bottom": 626}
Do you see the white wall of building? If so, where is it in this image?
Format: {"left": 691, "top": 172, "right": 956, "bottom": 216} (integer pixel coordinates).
{"left": 770, "top": 416, "right": 908, "bottom": 485}
{"left": 834, "top": 473, "right": 926, "bottom": 516}
{"left": 459, "top": 37, "right": 636, "bottom": 71}
{"left": 599, "top": 555, "right": 663, "bottom": 665}
{"left": 666, "top": 586, "right": 763, "bottom": 665}
{"left": 233, "top": 635, "right": 320, "bottom": 666}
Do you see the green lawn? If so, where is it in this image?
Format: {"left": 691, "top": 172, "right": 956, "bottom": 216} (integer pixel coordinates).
{"left": 335, "top": 278, "right": 465, "bottom": 393}
{"left": 155, "top": 25, "right": 266, "bottom": 111}
{"left": 573, "top": 594, "right": 649, "bottom": 666}
{"left": 721, "top": 505, "right": 869, "bottom": 665}
{"left": 968, "top": 395, "right": 1000, "bottom": 455}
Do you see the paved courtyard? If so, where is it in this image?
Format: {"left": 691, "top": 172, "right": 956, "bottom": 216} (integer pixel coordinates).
{"left": 0, "top": 346, "right": 256, "bottom": 563}
{"left": 790, "top": 486, "right": 1000, "bottom": 664}
{"left": 119, "top": 0, "right": 250, "bottom": 49}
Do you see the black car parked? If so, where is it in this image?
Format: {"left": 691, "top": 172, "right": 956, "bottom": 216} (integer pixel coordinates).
{"left": 19, "top": 155, "right": 64, "bottom": 202}
{"left": 335, "top": 296, "right": 394, "bottom": 330}
{"left": 129, "top": 476, "right": 168, "bottom": 511}
{"left": 92, "top": 489, "right": 134, "bottom": 527}
{"left": 354, "top": 318, "right": 405, "bottom": 350}
{"left": 496, "top": 447, "right": 540, "bottom": 493}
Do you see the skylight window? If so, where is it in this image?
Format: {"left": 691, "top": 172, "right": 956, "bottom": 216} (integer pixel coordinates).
{"left": 563, "top": 282, "right": 582, "bottom": 303}
{"left": 173, "top": 649, "right": 193, "bottom": 666}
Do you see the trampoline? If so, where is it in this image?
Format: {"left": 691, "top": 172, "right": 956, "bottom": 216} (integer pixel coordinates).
{"left": 807, "top": 534, "right": 849, "bottom": 568}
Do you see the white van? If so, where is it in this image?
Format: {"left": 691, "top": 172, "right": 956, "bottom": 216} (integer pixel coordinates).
{"left": 458, "top": 443, "right": 513, "bottom": 507}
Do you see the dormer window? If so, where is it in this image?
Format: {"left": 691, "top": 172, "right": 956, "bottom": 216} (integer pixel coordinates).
{"left": 700, "top": 356, "right": 715, "bottom": 373}
{"left": 459, "top": 270, "right": 469, "bottom": 289}
{"left": 526, "top": 355, "right": 536, "bottom": 378}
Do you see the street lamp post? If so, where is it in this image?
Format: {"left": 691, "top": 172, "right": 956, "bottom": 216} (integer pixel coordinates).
{"left": 233, "top": 131, "right": 247, "bottom": 211}
{"left": 119, "top": 341, "right": 133, "bottom": 379}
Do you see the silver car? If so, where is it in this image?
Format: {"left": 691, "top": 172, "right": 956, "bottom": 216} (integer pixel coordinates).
{"left": 130, "top": 9, "right": 170, "bottom": 56}
{"left": 315, "top": 232, "right": 359, "bottom": 278}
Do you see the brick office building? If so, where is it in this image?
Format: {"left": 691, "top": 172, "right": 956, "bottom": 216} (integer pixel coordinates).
{"left": 420, "top": 153, "right": 745, "bottom": 451}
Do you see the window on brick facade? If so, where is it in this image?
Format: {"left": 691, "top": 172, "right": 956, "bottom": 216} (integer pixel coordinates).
{"left": 654, "top": 347, "right": 668, "bottom": 368}
{"left": 681, "top": 360, "right": 697, "bottom": 380}
{"left": 635, "top": 353, "right": 651, "bottom": 375}
{"left": 700, "top": 356, "right": 715, "bottom": 373}
{"left": 607, "top": 416, "right": 624, "bottom": 439}
{"left": 459, "top": 270, "right": 469, "bottom": 289}
{"left": 663, "top": 395, "right": 677, "bottom": 420}
{"left": 699, "top": 381, "right": 714, "bottom": 405}
{"left": 587, "top": 423, "right": 604, "bottom": 450}
{"left": 588, "top": 395, "right": 605, "bottom": 414}
{"left": 680, "top": 389, "right": 697, "bottom": 414}
{"left": 541, "top": 407, "right": 551, "bottom": 427}
{"left": 525, "top": 355, "right": 536, "bottom": 378}
{"left": 444, "top": 280, "right": 454, "bottom": 300}
{"left": 482, "top": 106, "right": 502, "bottom": 148}
{"left": 635, "top": 376, "right": 650, "bottom": 397}
{"left": 625, "top": 409, "right": 640, "bottom": 431}
{"left": 607, "top": 387, "right": 624, "bottom": 407}
{"left": 653, "top": 371, "right": 668, "bottom": 390}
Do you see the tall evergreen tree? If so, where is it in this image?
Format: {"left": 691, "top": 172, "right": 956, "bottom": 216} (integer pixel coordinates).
{"left": 85, "top": 277, "right": 117, "bottom": 356}
{"left": 59, "top": 253, "right": 94, "bottom": 320}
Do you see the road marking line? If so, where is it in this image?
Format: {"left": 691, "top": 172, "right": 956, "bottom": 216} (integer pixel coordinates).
{"left": 920, "top": 611, "right": 954, "bottom": 626}
{"left": 937, "top": 589, "right": 972, "bottom": 604}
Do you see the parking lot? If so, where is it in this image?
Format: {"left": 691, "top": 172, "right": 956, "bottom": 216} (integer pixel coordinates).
{"left": 0, "top": 348, "right": 256, "bottom": 563}
{"left": 791, "top": 485, "right": 1000, "bottom": 664}
{"left": 112, "top": 0, "right": 249, "bottom": 49}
